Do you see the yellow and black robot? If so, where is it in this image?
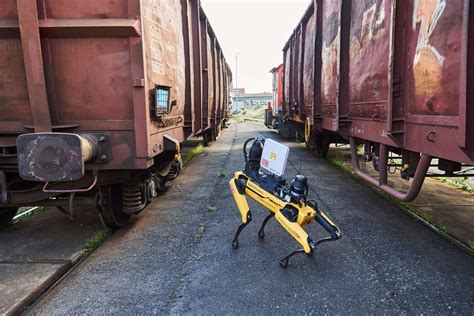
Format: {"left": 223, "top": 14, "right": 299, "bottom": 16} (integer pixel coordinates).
{"left": 229, "top": 138, "right": 342, "bottom": 268}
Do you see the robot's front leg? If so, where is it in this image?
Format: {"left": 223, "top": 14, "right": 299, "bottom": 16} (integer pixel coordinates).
{"left": 314, "top": 210, "right": 342, "bottom": 246}
{"left": 230, "top": 178, "right": 251, "bottom": 249}
{"left": 275, "top": 208, "right": 315, "bottom": 268}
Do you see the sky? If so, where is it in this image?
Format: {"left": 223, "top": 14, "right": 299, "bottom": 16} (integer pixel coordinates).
{"left": 200, "top": 0, "right": 311, "bottom": 93}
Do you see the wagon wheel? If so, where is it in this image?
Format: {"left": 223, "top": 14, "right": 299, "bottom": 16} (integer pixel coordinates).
{"left": 96, "top": 184, "right": 131, "bottom": 229}
{"left": 212, "top": 128, "right": 217, "bottom": 141}
{"left": 315, "top": 134, "right": 330, "bottom": 158}
{"left": 0, "top": 208, "right": 17, "bottom": 227}
{"left": 295, "top": 129, "right": 305, "bottom": 143}
{"left": 304, "top": 117, "right": 312, "bottom": 149}
{"left": 203, "top": 132, "right": 210, "bottom": 147}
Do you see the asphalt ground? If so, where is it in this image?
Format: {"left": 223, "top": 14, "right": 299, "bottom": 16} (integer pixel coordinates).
{"left": 32, "top": 121, "right": 474, "bottom": 314}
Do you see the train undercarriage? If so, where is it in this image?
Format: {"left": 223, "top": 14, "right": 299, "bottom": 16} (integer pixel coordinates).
{"left": 0, "top": 142, "right": 183, "bottom": 229}
{"left": 269, "top": 115, "right": 473, "bottom": 202}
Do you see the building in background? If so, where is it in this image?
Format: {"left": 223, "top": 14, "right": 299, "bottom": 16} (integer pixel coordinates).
{"left": 231, "top": 88, "right": 272, "bottom": 112}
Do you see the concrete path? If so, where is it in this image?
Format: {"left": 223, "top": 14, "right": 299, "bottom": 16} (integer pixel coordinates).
{"left": 0, "top": 206, "right": 105, "bottom": 315}
{"left": 32, "top": 122, "right": 474, "bottom": 314}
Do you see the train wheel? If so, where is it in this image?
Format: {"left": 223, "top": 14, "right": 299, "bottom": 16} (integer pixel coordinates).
{"left": 212, "top": 128, "right": 217, "bottom": 141}
{"left": 0, "top": 208, "right": 17, "bottom": 226}
{"left": 96, "top": 185, "right": 131, "bottom": 229}
{"left": 315, "top": 134, "right": 330, "bottom": 158}
{"left": 295, "top": 129, "right": 305, "bottom": 143}
{"left": 304, "top": 117, "right": 311, "bottom": 149}
{"left": 203, "top": 132, "right": 210, "bottom": 147}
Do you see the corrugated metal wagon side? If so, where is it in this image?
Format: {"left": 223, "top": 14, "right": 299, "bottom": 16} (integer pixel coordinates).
{"left": 0, "top": 0, "right": 232, "bottom": 228}
{"left": 181, "top": 2, "right": 231, "bottom": 145}
{"left": 278, "top": 0, "right": 473, "bottom": 201}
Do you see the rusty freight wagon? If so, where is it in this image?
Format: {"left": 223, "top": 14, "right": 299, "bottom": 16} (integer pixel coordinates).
{"left": 0, "top": 0, "right": 232, "bottom": 228}
{"left": 277, "top": 0, "right": 473, "bottom": 201}
{"left": 265, "top": 64, "right": 283, "bottom": 129}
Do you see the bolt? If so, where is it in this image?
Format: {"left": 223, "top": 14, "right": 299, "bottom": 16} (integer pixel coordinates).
{"left": 99, "top": 136, "right": 106, "bottom": 143}
{"left": 426, "top": 131, "right": 436, "bottom": 143}
{"left": 100, "top": 155, "right": 107, "bottom": 161}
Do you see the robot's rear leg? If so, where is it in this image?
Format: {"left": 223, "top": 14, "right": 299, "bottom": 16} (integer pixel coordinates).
{"left": 258, "top": 212, "right": 275, "bottom": 239}
{"left": 279, "top": 249, "right": 307, "bottom": 268}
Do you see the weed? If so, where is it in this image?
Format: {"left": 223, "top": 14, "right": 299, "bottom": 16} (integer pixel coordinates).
{"left": 468, "top": 241, "right": 474, "bottom": 250}
{"left": 440, "top": 225, "right": 449, "bottom": 234}
{"left": 218, "top": 170, "right": 226, "bottom": 178}
{"left": 207, "top": 206, "right": 217, "bottom": 213}
{"left": 433, "top": 177, "right": 473, "bottom": 194}
{"left": 182, "top": 142, "right": 205, "bottom": 166}
{"left": 195, "top": 223, "right": 205, "bottom": 242}
{"left": 82, "top": 229, "right": 112, "bottom": 255}
{"left": 13, "top": 206, "right": 45, "bottom": 222}
{"left": 327, "top": 153, "right": 346, "bottom": 170}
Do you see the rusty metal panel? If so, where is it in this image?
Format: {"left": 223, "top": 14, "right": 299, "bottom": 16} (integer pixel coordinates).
{"left": 200, "top": 17, "right": 209, "bottom": 130}
{"left": 406, "top": 0, "right": 463, "bottom": 117}
{"left": 210, "top": 37, "right": 217, "bottom": 125}
{"left": 348, "top": 0, "right": 391, "bottom": 120}
{"left": 402, "top": 0, "right": 472, "bottom": 163}
{"left": 0, "top": 1, "right": 18, "bottom": 19}
{"left": 292, "top": 31, "right": 301, "bottom": 109}
{"left": 283, "top": 49, "right": 291, "bottom": 114}
{"left": 48, "top": 38, "right": 134, "bottom": 122}
{"left": 215, "top": 47, "right": 223, "bottom": 121}
{"left": 206, "top": 28, "right": 214, "bottom": 128}
{"left": 303, "top": 7, "right": 316, "bottom": 122}
{"left": 141, "top": 0, "right": 187, "bottom": 125}
{"left": 44, "top": 0, "right": 129, "bottom": 19}
{"left": 17, "top": 0, "right": 52, "bottom": 133}
{"left": 181, "top": 0, "right": 193, "bottom": 134}
{"left": 280, "top": 0, "right": 473, "bottom": 169}
{"left": 0, "top": 38, "right": 31, "bottom": 127}
{"left": 320, "top": 0, "right": 340, "bottom": 122}
{"left": 0, "top": 0, "right": 232, "bottom": 177}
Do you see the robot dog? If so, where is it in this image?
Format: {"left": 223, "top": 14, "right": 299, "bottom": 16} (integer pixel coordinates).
{"left": 229, "top": 138, "right": 341, "bottom": 268}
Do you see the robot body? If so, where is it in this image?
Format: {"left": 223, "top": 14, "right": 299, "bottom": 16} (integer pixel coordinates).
{"left": 230, "top": 138, "right": 342, "bottom": 268}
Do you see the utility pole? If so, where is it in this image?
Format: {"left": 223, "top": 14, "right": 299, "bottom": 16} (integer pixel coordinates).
{"left": 235, "top": 53, "right": 239, "bottom": 111}
{"left": 235, "top": 53, "right": 238, "bottom": 89}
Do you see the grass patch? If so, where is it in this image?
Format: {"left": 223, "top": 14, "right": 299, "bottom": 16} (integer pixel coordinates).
{"left": 8, "top": 207, "right": 45, "bottom": 226}
{"left": 233, "top": 104, "right": 266, "bottom": 123}
{"left": 433, "top": 177, "right": 473, "bottom": 194}
{"left": 82, "top": 229, "right": 112, "bottom": 255}
{"left": 182, "top": 142, "right": 205, "bottom": 166}
{"left": 327, "top": 153, "right": 347, "bottom": 170}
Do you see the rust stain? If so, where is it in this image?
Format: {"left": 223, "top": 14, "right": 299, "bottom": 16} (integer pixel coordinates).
{"left": 321, "top": 31, "right": 339, "bottom": 99}
{"left": 412, "top": 0, "right": 446, "bottom": 102}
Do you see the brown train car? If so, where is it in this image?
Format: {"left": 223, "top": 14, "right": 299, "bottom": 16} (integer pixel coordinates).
{"left": 0, "top": 0, "right": 231, "bottom": 228}
{"left": 279, "top": 0, "right": 473, "bottom": 201}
